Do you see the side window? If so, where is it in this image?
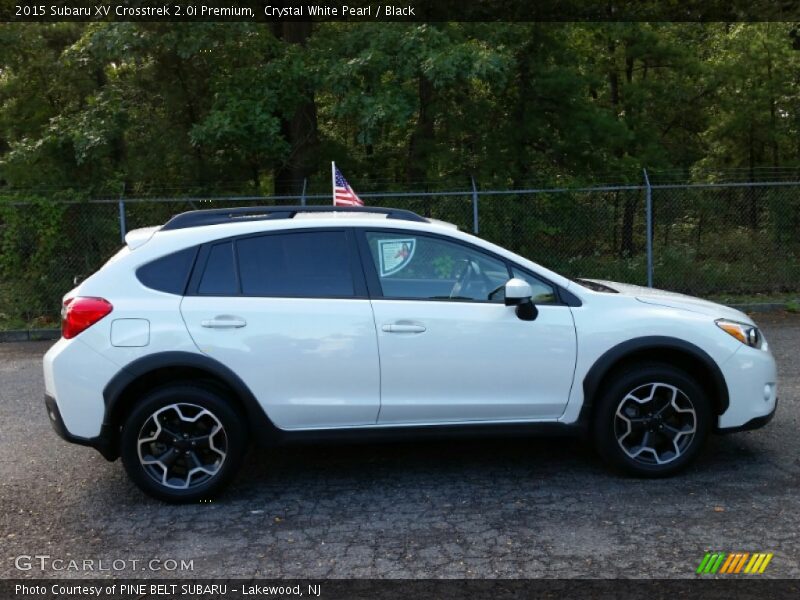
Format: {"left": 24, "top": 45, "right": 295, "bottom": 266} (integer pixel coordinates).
{"left": 237, "top": 231, "right": 354, "bottom": 297}
{"left": 198, "top": 242, "right": 238, "bottom": 295}
{"left": 511, "top": 267, "right": 557, "bottom": 304}
{"left": 136, "top": 247, "right": 197, "bottom": 295}
{"left": 365, "top": 232, "right": 509, "bottom": 302}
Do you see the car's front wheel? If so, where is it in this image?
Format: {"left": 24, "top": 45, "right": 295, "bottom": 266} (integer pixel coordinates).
{"left": 120, "top": 385, "right": 247, "bottom": 502}
{"left": 593, "top": 362, "right": 711, "bottom": 477}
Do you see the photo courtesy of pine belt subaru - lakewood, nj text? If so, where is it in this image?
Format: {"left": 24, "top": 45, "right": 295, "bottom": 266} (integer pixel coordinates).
{"left": 43, "top": 206, "right": 778, "bottom": 502}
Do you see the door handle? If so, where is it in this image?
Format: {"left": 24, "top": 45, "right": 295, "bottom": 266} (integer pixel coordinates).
{"left": 201, "top": 316, "right": 247, "bottom": 329}
{"left": 382, "top": 323, "right": 426, "bottom": 333}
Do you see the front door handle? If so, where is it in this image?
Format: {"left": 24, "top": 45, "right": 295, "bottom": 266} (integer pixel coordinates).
{"left": 382, "top": 323, "right": 426, "bottom": 333}
{"left": 201, "top": 316, "right": 247, "bottom": 329}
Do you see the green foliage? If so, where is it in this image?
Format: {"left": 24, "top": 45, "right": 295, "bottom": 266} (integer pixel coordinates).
{"left": 3, "top": 22, "right": 799, "bottom": 191}
{"left": 0, "top": 197, "right": 68, "bottom": 327}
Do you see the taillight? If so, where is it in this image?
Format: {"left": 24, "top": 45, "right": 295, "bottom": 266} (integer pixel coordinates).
{"left": 61, "top": 297, "right": 113, "bottom": 339}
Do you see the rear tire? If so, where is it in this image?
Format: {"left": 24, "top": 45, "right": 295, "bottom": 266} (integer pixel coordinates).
{"left": 120, "top": 385, "right": 247, "bottom": 503}
{"left": 593, "top": 362, "right": 711, "bottom": 477}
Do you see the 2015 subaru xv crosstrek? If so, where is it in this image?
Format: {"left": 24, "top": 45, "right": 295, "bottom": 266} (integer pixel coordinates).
{"left": 43, "top": 206, "right": 778, "bottom": 502}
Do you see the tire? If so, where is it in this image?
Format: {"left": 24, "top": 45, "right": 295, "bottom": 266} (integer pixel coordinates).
{"left": 592, "top": 362, "right": 711, "bottom": 477}
{"left": 120, "top": 384, "right": 247, "bottom": 503}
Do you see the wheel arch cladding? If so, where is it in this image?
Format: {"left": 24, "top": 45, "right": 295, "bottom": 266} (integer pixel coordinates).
{"left": 102, "top": 351, "right": 279, "bottom": 450}
{"left": 581, "top": 336, "right": 730, "bottom": 421}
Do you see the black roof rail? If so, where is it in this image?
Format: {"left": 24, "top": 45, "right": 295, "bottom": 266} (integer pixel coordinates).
{"left": 161, "top": 205, "right": 429, "bottom": 231}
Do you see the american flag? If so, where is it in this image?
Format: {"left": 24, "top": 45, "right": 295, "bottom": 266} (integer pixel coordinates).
{"left": 333, "top": 164, "right": 364, "bottom": 206}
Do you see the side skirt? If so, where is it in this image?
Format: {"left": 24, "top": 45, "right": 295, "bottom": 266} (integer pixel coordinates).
{"left": 253, "top": 420, "right": 588, "bottom": 448}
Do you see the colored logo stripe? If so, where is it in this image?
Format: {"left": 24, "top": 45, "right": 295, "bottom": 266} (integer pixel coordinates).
{"left": 696, "top": 553, "right": 713, "bottom": 573}
{"left": 697, "top": 552, "right": 773, "bottom": 574}
{"left": 722, "top": 553, "right": 748, "bottom": 573}
{"left": 745, "top": 553, "right": 773, "bottom": 574}
{"left": 720, "top": 553, "right": 736, "bottom": 573}
{"left": 697, "top": 553, "right": 726, "bottom": 574}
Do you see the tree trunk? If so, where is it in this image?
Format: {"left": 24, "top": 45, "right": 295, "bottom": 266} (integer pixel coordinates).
{"left": 406, "top": 73, "right": 434, "bottom": 184}
{"left": 510, "top": 39, "right": 536, "bottom": 251}
{"left": 765, "top": 41, "right": 779, "bottom": 168}
{"left": 620, "top": 195, "right": 637, "bottom": 258}
{"left": 273, "top": 22, "right": 319, "bottom": 196}
{"left": 607, "top": 37, "right": 637, "bottom": 257}
{"left": 612, "top": 190, "right": 619, "bottom": 253}
{"left": 608, "top": 40, "right": 620, "bottom": 108}
{"left": 748, "top": 124, "right": 758, "bottom": 230}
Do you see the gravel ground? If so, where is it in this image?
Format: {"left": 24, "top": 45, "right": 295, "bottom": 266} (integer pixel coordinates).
{"left": 1, "top": 312, "right": 798, "bottom": 580}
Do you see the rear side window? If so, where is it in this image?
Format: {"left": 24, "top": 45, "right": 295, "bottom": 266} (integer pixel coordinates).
{"left": 198, "top": 242, "right": 238, "bottom": 295}
{"left": 237, "top": 231, "right": 354, "bottom": 297}
{"left": 136, "top": 247, "right": 197, "bottom": 295}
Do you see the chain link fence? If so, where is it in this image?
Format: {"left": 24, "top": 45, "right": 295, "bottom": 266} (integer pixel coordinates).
{"left": 651, "top": 183, "right": 800, "bottom": 295}
{"left": 1, "top": 180, "right": 799, "bottom": 331}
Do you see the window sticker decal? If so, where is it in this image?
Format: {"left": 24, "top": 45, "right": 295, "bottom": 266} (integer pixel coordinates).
{"left": 377, "top": 238, "right": 416, "bottom": 277}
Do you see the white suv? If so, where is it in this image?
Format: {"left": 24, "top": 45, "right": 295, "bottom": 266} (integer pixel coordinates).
{"left": 43, "top": 206, "right": 778, "bottom": 502}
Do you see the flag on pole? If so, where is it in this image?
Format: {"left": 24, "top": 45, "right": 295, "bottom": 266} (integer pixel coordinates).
{"left": 332, "top": 162, "right": 364, "bottom": 206}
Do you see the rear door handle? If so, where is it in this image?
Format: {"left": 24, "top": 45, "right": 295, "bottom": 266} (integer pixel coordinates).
{"left": 381, "top": 323, "right": 426, "bottom": 333}
{"left": 201, "top": 316, "right": 247, "bottom": 329}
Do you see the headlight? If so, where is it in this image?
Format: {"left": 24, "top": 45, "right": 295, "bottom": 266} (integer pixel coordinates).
{"left": 715, "top": 319, "right": 764, "bottom": 349}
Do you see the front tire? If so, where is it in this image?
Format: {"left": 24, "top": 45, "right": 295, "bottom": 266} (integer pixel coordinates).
{"left": 593, "top": 362, "right": 711, "bottom": 477}
{"left": 120, "top": 385, "right": 247, "bottom": 502}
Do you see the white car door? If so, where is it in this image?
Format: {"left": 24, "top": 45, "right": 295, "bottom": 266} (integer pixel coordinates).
{"left": 180, "top": 229, "right": 380, "bottom": 430}
{"left": 359, "top": 230, "right": 577, "bottom": 425}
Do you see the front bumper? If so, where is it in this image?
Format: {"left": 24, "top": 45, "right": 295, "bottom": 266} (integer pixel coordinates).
{"left": 717, "top": 398, "right": 778, "bottom": 434}
{"left": 44, "top": 394, "right": 118, "bottom": 461}
{"left": 716, "top": 344, "right": 778, "bottom": 430}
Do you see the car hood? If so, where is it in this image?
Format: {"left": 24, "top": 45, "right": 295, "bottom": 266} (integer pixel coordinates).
{"left": 581, "top": 279, "right": 754, "bottom": 324}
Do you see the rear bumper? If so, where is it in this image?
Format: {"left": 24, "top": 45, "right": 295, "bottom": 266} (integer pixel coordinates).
{"left": 43, "top": 336, "right": 120, "bottom": 439}
{"left": 717, "top": 398, "right": 777, "bottom": 434}
{"left": 44, "top": 394, "right": 118, "bottom": 461}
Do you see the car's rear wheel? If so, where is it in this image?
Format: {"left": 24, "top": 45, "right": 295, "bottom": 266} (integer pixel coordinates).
{"left": 121, "top": 385, "right": 246, "bottom": 502}
{"left": 593, "top": 363, "right": 711, "bottom": 477}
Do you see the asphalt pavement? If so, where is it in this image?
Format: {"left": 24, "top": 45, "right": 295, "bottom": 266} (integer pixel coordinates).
{"left": 1, "top": 312, "right": 798, "bottom": 579}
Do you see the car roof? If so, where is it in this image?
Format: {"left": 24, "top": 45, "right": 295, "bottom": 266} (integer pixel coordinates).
{"left": 160, "top": 205, "right": 433, "bottom": 231}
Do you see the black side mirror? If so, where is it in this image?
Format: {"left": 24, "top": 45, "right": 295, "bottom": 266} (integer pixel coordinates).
{"left": 515, "top": 300, "right": 538, "bottom": 321}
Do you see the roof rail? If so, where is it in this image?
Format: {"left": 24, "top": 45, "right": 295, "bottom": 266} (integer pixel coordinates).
{"left": 161, "top": 205, "right": 429, "bottom": 231}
